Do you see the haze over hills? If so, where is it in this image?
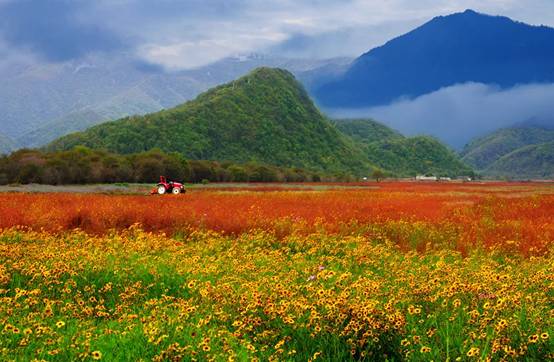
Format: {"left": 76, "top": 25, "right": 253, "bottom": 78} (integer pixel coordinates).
{"left": 315, "top": 9, "right": 554, "bottom": 108}
{"left": 0, "top": 134, "right": 14, "bottom": 155}
{"left": 47, "top": 68, "right": 470, "bottom": 177}
{"left": 1, "top": 53, "right": 351, "bottom": 148}
{"left": 461, "top": 125, "right": 554, "bottom": 178}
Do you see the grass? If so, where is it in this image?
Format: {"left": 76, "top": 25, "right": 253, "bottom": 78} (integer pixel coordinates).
{"left": 0, "top": 227, "right": 552, "bottom": 361}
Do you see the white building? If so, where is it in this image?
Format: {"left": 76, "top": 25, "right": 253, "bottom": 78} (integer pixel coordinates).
{"left": 416, "top": 175, "right": 438, "bottom": 181}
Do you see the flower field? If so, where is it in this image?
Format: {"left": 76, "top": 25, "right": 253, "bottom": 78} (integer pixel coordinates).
{"left": 0, "top": 182, "right": 553, "bottom": 361}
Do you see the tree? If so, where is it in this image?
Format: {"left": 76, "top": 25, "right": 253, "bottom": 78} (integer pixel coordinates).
{"left": 228, "top": 165, "right": 249, "bottom": 182}
{"left": 371, "top": 168, "right": 385, "bottom": 182}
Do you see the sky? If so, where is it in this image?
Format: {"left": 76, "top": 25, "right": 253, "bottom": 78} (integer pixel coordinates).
{"left": 1, "top": 0, "right": 554, "bottom": 70}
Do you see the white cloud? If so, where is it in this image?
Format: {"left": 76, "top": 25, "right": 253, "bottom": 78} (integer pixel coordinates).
{"left": 327, "top": 82, "right": 554, "bottom": 149}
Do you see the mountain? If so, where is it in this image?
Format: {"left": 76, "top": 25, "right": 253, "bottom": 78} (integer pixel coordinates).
{"left": 333, "top": 119, "right": 403, "bottom": 144}
{"left": 47, "top": 68, "right": 371, "bottom": 174}
{"left": 47, "top": 68, "right": 473, "bottom": 177}
{"left": 2, "top": 53, "right": 351, "bottom": 148}
{"left": 16, "top": 87, "right": 170, "bottom": 148}
{"left": 315, "top": 9, "right": 554, "bottom": 108}
{"left": 485, "top": 142, "right": 554, "bottom": 179}
{"left": 0, "top": 134, "right": 15, "bottom": 155}
{"left": 365, "top": 136, "right": 473, "bottom": 177}
{"left": 461, "top": 126, "right": 554, "bottom": 170}
{"left": 335, "top": 119, "right": 472, "bottom": 177}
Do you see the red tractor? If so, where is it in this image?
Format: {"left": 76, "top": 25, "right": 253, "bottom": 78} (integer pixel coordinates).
{"left": 151, "top": 176, "right": 186, "bottom": 195}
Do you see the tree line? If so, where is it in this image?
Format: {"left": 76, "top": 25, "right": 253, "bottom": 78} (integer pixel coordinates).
{"left": 0, "top": 147, "right": 357, "bottom": 185}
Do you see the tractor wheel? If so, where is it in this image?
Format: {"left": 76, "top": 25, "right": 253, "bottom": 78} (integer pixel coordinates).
{"left": 172, "top": 188, "right": 181, "bottom": 195}
{"left": 157, "top": 185, "right": 166, "bottom": 195}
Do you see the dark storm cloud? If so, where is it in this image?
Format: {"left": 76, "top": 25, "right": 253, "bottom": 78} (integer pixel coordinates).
{"left": 0, "top": 0, "right": 125, "bottom": 61}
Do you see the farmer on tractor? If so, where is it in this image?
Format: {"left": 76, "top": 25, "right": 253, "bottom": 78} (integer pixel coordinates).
{"left": 151, "top": 176, "right": 186, "bottom": 195}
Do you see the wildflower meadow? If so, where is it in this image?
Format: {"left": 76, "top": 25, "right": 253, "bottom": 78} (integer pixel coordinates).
{"left": 0, "top": 182, "right": 553, "bottom": 361}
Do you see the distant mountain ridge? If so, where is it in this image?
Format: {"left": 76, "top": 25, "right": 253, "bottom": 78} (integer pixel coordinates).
{"left": 47, "top": 68, "right": 471, "bottom": 177}
{"left": 315, "top": 9, "right": 554, "bottom": 108}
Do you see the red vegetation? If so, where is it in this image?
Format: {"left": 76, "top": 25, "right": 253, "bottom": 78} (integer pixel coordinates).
{"left": 1, "top": 182, "right": 553, "bottom": 254}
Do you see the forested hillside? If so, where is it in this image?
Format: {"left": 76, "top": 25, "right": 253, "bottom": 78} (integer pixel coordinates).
{"left": 2, "top": 53, "right": 350, "bottom": 148}
{"left": 485, "top": 141, "right": 554, "bottom": 179}
{"left": 47, "top": 68, "right": 372, "bottom": 175}
{"left": 47, "top": 68, "right": 473, "bottom": 178}
{"left": 333, "top": 119, "right": 403, "bottom": 144}
{"left": 335, "top": 119, "right": 472, "bottom": 177}
{"left": 462, "top": 126, "right": 554, "bottom": 170}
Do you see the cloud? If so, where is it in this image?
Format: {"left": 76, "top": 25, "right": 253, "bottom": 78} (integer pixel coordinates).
{"left": 266, "top": 20, "right": 423, "bottom": 59}
{"left": 1, "top": 0, "right": 554, "bottom": 68}
{"left": 0, "top": 0, "right": 126, "bottom": 61}
{"left": 326, "top": 83, "right": 554, "bottom": 149}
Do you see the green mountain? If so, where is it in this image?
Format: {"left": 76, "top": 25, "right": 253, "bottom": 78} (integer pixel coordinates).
{"left": 334, "top": 119, "right": 472, "bottom": 177}
{"left": 2, "top": 53, "right": 350, "bottom": 148}
{"left": 486, "top": 141, "right": 554, "bottom": 179}
{"left": 333, "top": 119, "right": 403, "bottom": 144}
{"left": 48, "top": 68, "right": 472, "bottom": 178}
{"left": 47, "top": 68, "right": 372, "bottom": 175}
{"left": 0, "top": 134, "right": 15, "bottom": 155}
{"left": 365, "top": 136, "right": 473, "bottom": 177}
{"left": 461, "top": 126, "right": 554, "bottom": 170}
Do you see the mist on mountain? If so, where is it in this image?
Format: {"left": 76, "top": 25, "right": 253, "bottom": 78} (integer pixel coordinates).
{"left": 325, "top": 82, "right": 554, "bottom": 150}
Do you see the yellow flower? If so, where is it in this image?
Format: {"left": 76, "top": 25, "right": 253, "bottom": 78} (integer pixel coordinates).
{"left": 541, "top": 332, "right": 549, "bottom": 341}
{"left": 56, "top": 321, "right": 65, "bottom": 328}
{"left": 91, "top": 351, "right": 102, "bottom": 360}
{"left": 466, "top": 347, "right": 480, "bottom": 357}
{"left": 420, "top": 346, "right": 431, "bottom": 353}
